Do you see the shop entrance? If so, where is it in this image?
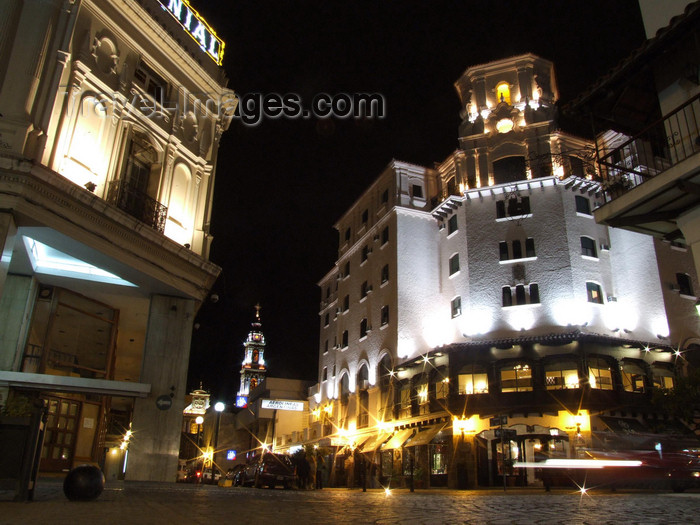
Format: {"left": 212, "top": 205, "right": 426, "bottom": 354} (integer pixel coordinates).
{"left": 41, "top": 396, "right": 81, "bottom": 472}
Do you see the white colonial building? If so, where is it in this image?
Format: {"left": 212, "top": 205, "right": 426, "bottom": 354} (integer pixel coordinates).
{"left": 0, "top": 0, "right": 235, "bottom": 481}
{"left": 308, "top": 54, "right": 698, "bottom": 489}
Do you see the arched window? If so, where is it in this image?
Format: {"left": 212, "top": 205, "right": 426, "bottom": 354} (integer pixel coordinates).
{"left": 493, "top": 156, "right": 526, "bottom": 184}
{"left": 496, "top": 82, "right": 511, "bottom": 105}
{"left": 165, "top": 162, "right": 192, "bottom": 244}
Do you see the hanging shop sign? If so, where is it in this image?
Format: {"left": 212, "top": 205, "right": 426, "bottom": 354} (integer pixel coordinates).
{"left": 158, "top": 0, "right": 225, "bottom": 65}
{"left": 261, "top": 399, "right": 304, "bottom": 412}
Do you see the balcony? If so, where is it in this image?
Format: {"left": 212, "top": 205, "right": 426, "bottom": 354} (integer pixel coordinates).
{"left": 594, "top": 93, "right": 700, "bottom": 240}
{"left": 107, "top": 180, "right": 168, "bottom": 234}
{"left": 599, "top": 93, "right": 700, "bottom": 200}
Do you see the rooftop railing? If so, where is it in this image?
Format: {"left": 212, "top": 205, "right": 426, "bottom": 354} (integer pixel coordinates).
{"left": 598, "top": 93, "right": 700, "bottom": 202}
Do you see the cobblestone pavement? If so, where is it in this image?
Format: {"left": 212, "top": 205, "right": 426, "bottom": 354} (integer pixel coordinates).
{"left": 1, "top": 479, "right": 698, "bottom": 525}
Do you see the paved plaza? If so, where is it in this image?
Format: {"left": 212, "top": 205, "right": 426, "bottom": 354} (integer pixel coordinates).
{"left": 1, "top": 479, "right": 698, "bottom": 524}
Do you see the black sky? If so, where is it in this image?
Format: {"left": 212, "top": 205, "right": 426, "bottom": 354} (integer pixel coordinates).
{"left": 186, "top": 1, "right": 647, "bottom": 401}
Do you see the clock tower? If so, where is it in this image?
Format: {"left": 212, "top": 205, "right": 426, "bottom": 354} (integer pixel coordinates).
{"left": 236, "top": 305, "right": 268, "bottom": 407}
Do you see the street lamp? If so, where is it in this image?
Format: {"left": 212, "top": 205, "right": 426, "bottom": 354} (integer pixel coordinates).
{"left": 214, "top": 402, "right": 225, "bottom": 474}
{"left": 195, "top": 415, "right": 204, "bottom": 484}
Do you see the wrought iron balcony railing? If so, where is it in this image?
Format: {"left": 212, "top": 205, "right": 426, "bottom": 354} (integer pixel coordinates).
{"left": 107, "top": 180, "right": 168, "bottom": 234}
{"left": 598, "top": 93, "right": 700, "bottom": 202}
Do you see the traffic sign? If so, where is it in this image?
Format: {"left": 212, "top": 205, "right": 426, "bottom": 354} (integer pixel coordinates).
{"left": 490, "top": 416, "right": 507, "bottom": 427}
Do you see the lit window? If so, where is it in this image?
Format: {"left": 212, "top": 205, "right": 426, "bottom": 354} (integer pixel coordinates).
{"left": 652, "top": 365, "right": 674, "bottom": 390}
{"left": 588, "top": 357, "right": 613, "bottom": 390}
{"left": 451, "top": 296, "right": 462, "bottom": 318}
{"left": 501, "top": 363, "right": 532, "bottom": 392}
{"left": 458, "top": 366, "right": 488, "bottom": 394}
{"left": 586, "top": 282, "right": 603, "bottom": 304}
{"left": 435, "top": 375, "right": 449, "bottom": 399}
{"left": 496, "top": 81, "right": 511, "bottom": 105}
{"left": 621, "top": 361, "right": 646, "bottom": 393}
{"left": 545, "top": 361, "right": 579, "bottom": 390}
{"left": 581, "top": 237, "right": 597, "bottom": 258}
{"left": 448, "top": 214, "right": 458, "bottom": 235}
{"left": 449, "top": 254, "right": 460, "bottom": 275}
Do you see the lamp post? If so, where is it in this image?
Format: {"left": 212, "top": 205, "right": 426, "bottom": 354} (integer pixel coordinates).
{"left": 214, "top": 402, "right": 225, "bottom": 474}
{"left": 195, "top": 415, "right": 204, "bottom": 483}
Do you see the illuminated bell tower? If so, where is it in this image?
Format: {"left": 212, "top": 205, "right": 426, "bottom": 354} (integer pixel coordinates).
{"left": 236, "top": 305, "right": 267, "bottom": 407}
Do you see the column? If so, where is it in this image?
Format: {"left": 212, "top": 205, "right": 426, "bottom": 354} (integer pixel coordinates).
{"left": 127, "top": 295, "right": 195, "bottom": 482}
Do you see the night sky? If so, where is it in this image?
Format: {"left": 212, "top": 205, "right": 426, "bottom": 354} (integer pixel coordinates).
{"left": 186, "top": 1, "right": 647, "bottom": 401}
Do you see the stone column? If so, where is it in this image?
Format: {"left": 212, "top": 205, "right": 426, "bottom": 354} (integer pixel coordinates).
{"left": 127, "top": 294, "right": 195, "bottom": 482}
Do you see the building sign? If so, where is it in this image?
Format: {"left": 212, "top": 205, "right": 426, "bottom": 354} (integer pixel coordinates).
{"left": 158, "top": 0, "right": 225, "bottom": 65}
{"left": 261, "top": 399, "right": 304, "bottom": 412}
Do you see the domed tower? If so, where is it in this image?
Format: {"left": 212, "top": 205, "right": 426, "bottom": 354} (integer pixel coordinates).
{"left": 235, "top": 305, "right": 267, "bottom": 407}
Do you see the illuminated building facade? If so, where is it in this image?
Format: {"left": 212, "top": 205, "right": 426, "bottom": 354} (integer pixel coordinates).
{"left": 308, "top": 54, "right": 697, "bottom": 489}
{"left": 236, "top": 305, "right": 268, "bottom": 408}
{"left": 0, "top": 0, "right": 235, "bottom": 481}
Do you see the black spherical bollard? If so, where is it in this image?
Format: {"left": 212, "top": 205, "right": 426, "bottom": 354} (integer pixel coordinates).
{"left": 63, "top": 464, "right": 105, "bottom": 501}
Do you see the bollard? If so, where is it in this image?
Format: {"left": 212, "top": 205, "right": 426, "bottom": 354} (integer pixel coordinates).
{"left": 63, "top": 464, "right": 105, "bottom": 501}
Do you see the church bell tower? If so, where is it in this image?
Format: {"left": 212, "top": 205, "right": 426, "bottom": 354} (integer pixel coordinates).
{"left": 235, "top": 305, "right": 267, "bottom": 407}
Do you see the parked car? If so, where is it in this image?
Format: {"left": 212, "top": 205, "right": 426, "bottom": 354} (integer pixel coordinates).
{"left": 201, "top": 467, "right": 221, "bottom": 484}
{"left": 227, "top": 464, "right": 246, "bottom": 486}
{"left": 176, "top": 460, "right": 188, "bottom": 482}
{"left": 240, "top": 453, "right": 295, "bottom": 489}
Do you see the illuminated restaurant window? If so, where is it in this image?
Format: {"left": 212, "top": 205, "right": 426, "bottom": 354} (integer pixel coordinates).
{"left": 652, "top": 365, "right": 674, "bottom": 390}
{"left": 621, "top": 360, "right": 646, "bottom": 393}
{"left": 501, "top": 363, "right": 532, "bottom": 392}
{"left": 458, "top": 365, "right": 488, "bottom": 394}
{"left": 588, "top": 357, "right": 613, "bottom": 390}
{"left": 545, "top": 361, "right": 579, "bottom": 389}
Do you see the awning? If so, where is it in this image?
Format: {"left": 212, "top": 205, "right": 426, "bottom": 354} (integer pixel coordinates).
{"left": 598, "top": 416, "right": 648, "bottom": 434}
{"left": 405, "top": 423, "right": 449, "bottom": 447}
{"left": 381, "top": 428, "right": 415, "bottom": 450}
{"left": 359, "top": 433, "right": 391, "bottom": 453}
